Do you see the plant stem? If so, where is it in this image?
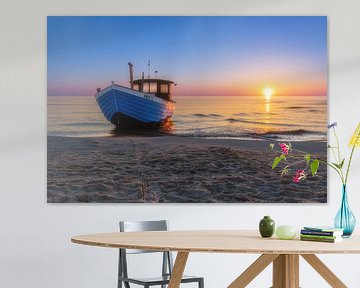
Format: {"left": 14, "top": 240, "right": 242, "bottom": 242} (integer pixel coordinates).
{"left": 284, "top": 148, "right": 344, "bottom": 182}
{"left": 333, "top": 127, "right": 345, "bottom": 181}
{"left": 319, "top": 160, "right": 344, "bottom": 183}
{"left": 284, "top": 159, "right": 308, "bottom": 169}
{"left": 333, "top": 127, "right": 342, "bottom": 165}
{"left": 291, "top": 148, "right": 321, "bottom": 159}
{"left": 345, "top": 145, "right": 357, "bottom": 185}
{"left": 291, "top": 148, "right": 307, "bottom": 155}
{"left": 330, "top": 147, "right": 339, "bottom": 164}
{"left": 345, "top": 129, "right": 360, "bottom": 185}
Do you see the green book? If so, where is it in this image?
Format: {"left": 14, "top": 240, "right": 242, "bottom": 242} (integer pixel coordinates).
{"left": 300, "top": 234, "right": 339, "bottom": 240}
{"left": 300, "top": 236, "right": 342, "bottom": 243}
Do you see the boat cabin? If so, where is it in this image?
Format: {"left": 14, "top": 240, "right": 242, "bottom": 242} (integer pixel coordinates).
{"left": 128, "top": 62, "right": 174, "bottom": 102}
{"left": 132, "top": 78, "right": 174, "bottom": 101}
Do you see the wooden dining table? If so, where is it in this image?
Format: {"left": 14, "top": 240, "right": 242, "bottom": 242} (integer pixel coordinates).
{"left": 71, "top": 230, "right": 360, "bottom": 288}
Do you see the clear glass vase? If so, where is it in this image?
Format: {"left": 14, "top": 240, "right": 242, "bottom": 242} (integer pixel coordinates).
{"left": 334, "top": 185, "right": 356, "bottom": 237}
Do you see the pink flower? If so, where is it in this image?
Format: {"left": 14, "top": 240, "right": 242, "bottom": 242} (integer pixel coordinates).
{"left": 293, "top": 170, "right": 306, "bottom": 183}
{"left": 279, "top": 143, "right": 290, "bottom": 155}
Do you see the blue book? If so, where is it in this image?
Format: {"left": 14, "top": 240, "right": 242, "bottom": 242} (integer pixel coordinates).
{"left": 302, "top": 226, "right": 343, "bottom": 236}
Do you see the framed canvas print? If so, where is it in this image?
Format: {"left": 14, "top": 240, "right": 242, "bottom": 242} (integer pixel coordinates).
{"left": 47, "top": 16, "right": 327, "bottom": 203}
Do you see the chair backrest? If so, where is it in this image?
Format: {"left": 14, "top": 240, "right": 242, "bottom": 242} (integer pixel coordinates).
{"left": 119, "top": 220, "right": 169, "bottom": 254}
{"left": 120, "top": 220, "right": 168, "bottom": 232}
{"left": 118, "top": 220, "right": 174, "bottom": 283}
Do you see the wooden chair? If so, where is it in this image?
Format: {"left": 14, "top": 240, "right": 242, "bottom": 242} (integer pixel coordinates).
{"left": 118, "top": 220, "right": 204, "bottom": 288}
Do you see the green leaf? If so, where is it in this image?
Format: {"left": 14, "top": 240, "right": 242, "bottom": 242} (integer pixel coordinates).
{"left": 332, "top": 162, "right": 340, "bottom": 169}
{"left": 304, "top": 154, "right": 311, "bottom": 164}
{"left": 310, "top": 159, "right": 320, "bottom": 176}
{"left": 339, "top": 158, "right": 345, "bottom": 169}
{"left": 332, "top": 160, "right": 345, "bottom": 169}
{"left": 332, "top": 159, "right": 345, "bottom": 169}
{"left": 272, "top": 155, "right": 285, "bottom": 169}
{"left": 269, "top": 143, "right": 274, "bottom": 149}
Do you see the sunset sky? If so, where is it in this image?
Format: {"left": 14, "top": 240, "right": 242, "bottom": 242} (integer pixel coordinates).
{"left": 47, "top": 16, "right": 327, "bottom": 97}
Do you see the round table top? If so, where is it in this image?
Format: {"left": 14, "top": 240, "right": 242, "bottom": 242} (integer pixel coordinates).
{"left": 71, "top": 230, "right": 360, "bottom": 254}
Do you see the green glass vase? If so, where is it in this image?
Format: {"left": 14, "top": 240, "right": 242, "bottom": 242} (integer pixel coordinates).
{"left": 259, "top": 216, "right": 275, "bottom": 238}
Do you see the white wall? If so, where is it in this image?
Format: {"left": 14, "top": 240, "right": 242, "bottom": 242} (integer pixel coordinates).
{"left": 1, "top": 0, "right": 360, "bottom": 287}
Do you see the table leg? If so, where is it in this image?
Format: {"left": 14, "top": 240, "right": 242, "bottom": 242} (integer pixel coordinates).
{"left": 168, "top": 252, "right": 189, "bottom": 288}
{"left": 301, "top": 254, "right": 347, "bottom": 288}
{"left": 272, "top": 254, "right": 299, "bottom": 288}
{"left": 228, "top": 254, "right": 279, "bottom": 288}
{"left": 229, "top": 253, "right": 348, "bottom": 288}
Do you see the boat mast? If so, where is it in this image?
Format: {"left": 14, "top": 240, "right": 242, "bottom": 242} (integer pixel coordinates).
{"left": 147, "top": 60, "right": 151, "bottom": 93}
{"left": 141, "top": 72, "right": 144, "bottom": 92}
{"left": 128, "top": 62, "right": 134, "bottom": 89}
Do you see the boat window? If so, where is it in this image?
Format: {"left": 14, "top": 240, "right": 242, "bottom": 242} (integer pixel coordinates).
{"left": 150, "top": 82, "right": 157, "bottom": 93}
{"left": 133, "top": 84, "right": 139, "bottom": 91}
{"left": 143, "top": 83, "right": 150, "bottom": 92}
{"left": 160, "top": 84, "right": 169, "bottom": 93}
{"left": 169, "top": 84, "right": 173, "bottom": 96}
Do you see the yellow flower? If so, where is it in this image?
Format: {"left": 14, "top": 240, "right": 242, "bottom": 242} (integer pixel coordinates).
{"left": 349, "top": 122, "right": 360, "bottom": 147}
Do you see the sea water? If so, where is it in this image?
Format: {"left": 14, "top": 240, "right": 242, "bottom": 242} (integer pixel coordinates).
{"left": 47, "top": 95, "right": 327, "bottom": 141}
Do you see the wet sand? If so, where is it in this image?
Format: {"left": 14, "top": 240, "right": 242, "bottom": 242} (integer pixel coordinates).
{"left": 47, "top": 136, "right": 327, "bottom": 203}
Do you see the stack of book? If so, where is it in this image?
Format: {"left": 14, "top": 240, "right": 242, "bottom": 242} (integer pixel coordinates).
{"left": 300, "top": 226, "right": 344, "bottom": 243}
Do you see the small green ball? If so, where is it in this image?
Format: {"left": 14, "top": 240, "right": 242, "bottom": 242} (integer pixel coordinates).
{"left": 275, "top": 225, "right": 297, "bottom": 240}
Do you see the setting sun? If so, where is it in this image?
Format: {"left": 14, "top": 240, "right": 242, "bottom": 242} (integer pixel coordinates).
{"left": 262, "top": 87, "right": 274, "bottom": 100}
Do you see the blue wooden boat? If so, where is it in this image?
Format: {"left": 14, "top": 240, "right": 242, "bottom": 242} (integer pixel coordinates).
{"left": 95, "top": 63, "right": 176, "bottom": 128}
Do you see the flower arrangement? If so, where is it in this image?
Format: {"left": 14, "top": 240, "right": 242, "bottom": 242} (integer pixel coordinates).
{"left": 270, "top": 122, "right": 360, "bottom": 184}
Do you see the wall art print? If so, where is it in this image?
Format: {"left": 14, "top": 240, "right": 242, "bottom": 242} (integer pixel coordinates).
{"left": 47, "top": 16, "right": 328, "bottom": 203}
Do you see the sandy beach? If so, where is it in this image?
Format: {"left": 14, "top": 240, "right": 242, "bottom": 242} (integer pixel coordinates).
{"left": 47, "top": 136, "right": 327, "bottom": 203}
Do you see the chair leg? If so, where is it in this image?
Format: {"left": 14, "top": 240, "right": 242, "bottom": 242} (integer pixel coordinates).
{"left": 161, "top": 252, "right": 168, "bottom": 288}
{"left": 199, "top": 278, "right": 204, "bottom": 288}
{"left": 118, "top": 250, "right": 123, "bottom": 288}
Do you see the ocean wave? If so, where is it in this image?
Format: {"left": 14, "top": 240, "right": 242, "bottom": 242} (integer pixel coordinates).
{"left": 233, "top": 112, "right": 248, "bottom": 116}
{"left": 175, "top": 132, "right": 248, "bottom": 139}
{"left": 286, "top": 106, "right": 309, "bottom": 109}
{"left": 227, "top": 118, "right": 242, "bottom": 123}
{"left": 65, "top": 122, "right": 107, "bottom": 127}
{"left": 257, "top": 129, "right": 325, "bottom": 136}
{"left": 226, "top": 118, "right": 296, "bottom": 127}
{"left": 171, "top": 130, "right": 327, "bottom": 141}
{"left": 226, "top": 118, "right": 264, "bottom": 125}
{"left": 233, "top": 112, "right": 277, "bottom": 116}
{"left": 192, "top": 113, "right": 222, "bottom": 118}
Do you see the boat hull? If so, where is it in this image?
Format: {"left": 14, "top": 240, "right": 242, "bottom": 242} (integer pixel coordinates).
{"left": 96, "top": 84, "right": 175, "bottom": 128}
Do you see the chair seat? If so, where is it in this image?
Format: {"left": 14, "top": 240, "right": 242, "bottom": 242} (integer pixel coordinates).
{"left": 119, "top": 274, "right": 203, "bottom": 286}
